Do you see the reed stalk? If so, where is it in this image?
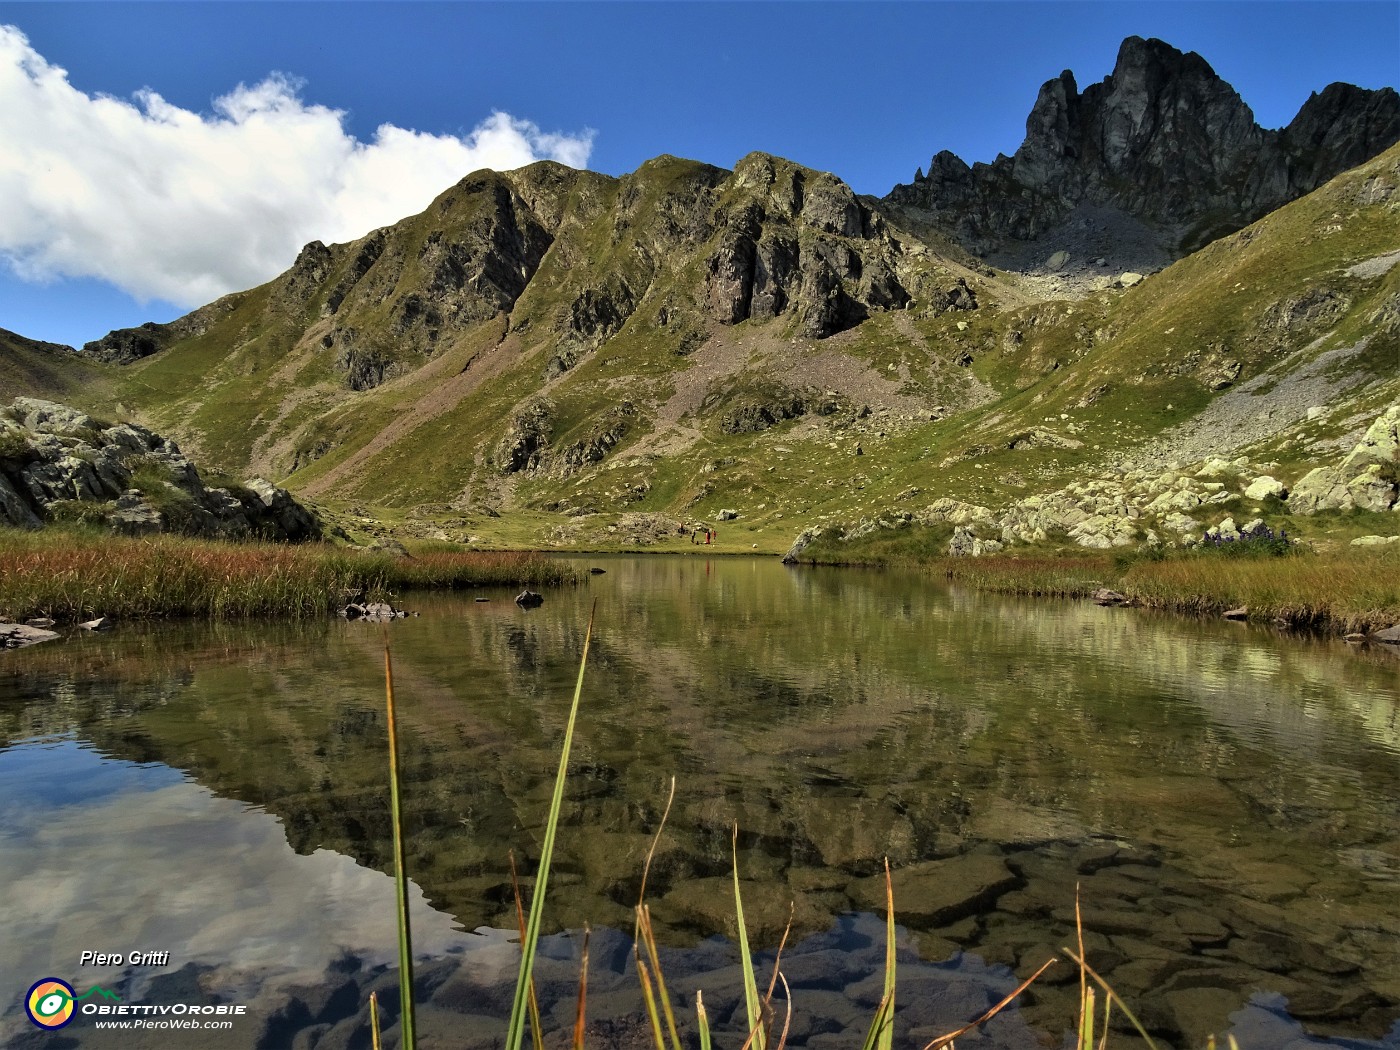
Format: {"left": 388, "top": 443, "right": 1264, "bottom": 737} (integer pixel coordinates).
{"left": 732, "top": 824, "right": 767, "bottom": 1050}
{"left": 384, "top": 645, "right": 417, "bottom": 1050}
{"left": 505, "top": 601, "right": 597, "bottom": 1050}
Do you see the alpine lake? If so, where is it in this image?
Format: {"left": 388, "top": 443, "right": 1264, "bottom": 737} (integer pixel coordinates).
{"left": 2, "top": 555, "right": 1398, "bottom": 1050}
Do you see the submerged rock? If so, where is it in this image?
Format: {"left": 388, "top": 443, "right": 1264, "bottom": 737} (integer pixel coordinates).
{"left": 0, "top": 623, "right": 60, "bottom": 649}
{"left": 514, "top": 590, "right": 544, "bottom": 608}
{"left": 1093, "top": 588, "right": 1130, "bottom": 606}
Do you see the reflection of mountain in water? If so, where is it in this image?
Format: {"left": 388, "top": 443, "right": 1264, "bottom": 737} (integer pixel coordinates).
{"left": 2, "top": 558, "right": 1398, "bottom": 1045}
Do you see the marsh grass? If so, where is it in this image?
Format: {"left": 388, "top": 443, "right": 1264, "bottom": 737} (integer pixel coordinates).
{"left": 1120, "top": 547, "right": 1400, "bottom": 631}
{"left": 933, "top": 546, "right": 1400, "bottom": 633}
{"left": 0, "top": 529, "right": 577, "bottom": 622}
{"left": 937, "top": 554, "right": 1113, "bottom": 598}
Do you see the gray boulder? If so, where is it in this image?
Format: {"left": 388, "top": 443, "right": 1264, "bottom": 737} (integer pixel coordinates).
{"left": 948, "top": 526, "right": 977, "bottom": 557}
{"left": 1347, "top": 464, "right": 1399, "bottom": 512}
{"left": 1339, "top": 404, "right": 1400, "bottom": 473}
{"left": 0, "top": 623, "right": 60, "bottom": 649}
{"left": 244, "top": 478, "right": 321, "bottom": 540}
{"left": 1243, "top": 475, "right": 1287, "bottom": 501}
{"left": 1288, "top": 467, "right": 1352, "bottom": 514}
{"left": 9, "top": 397, "right": 97, "bottom": 435}
{"left": 782, "top": 526, "right": 824, "bottom": 564}
{"left": 108, "top": 491, "right": 163, "bottom": 536}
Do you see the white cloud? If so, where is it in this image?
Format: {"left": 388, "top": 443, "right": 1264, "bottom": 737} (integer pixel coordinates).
{"left": 0, "top": 25, "right": 595, "bottom": 307}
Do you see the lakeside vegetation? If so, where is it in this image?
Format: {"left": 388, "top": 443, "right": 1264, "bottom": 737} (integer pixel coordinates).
{"left": 0, "top": 528, "right": 578, "bottom": 623}
{"left": 799, "top": 534, "right": 1400, "bottom": 636}
{"left": 941, "top": 545, "right": 1400, "bottom": 634}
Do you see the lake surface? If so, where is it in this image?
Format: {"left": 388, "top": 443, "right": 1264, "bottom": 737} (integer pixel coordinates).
{"left": 2, "top": 555, "right": 1399, "bottom": 1050}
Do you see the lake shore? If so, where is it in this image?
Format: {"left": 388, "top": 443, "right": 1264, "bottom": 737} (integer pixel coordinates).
{"left": 792, "top": 543, "right": 1400, "bottom": 638}
{"left": 0, "top": 529, "right": 579, "bottom": 624}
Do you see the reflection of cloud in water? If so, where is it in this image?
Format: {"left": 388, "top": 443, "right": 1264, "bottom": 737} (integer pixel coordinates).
{"left": 0, "top": 740, "right": 480, "bottom": 1016}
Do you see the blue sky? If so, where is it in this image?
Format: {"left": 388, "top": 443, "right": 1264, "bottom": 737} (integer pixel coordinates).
{"left": 1, "top": 2, "right": 1396, "bottom": 350}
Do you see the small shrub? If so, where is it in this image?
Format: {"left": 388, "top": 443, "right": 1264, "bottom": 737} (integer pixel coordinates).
{"left": 1198, "top": 520, "right": 1297, "bottom": 558}
{"left": 45, "top": 500, "right": 111, "bottom": 528}
{"left": 0, "top": 426, "right": 32, "bottom": 462}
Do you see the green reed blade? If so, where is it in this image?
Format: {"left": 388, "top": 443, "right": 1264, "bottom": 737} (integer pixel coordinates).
{"left": 878, "top": 860, "right": 895, "bottom": 1050}
{"left": 1075, "top": 884, "right": 1087, "bottom": 1047}
{"left": 1063, "top": 947, "right": 1163, "bottom": 1050}
{"left": 859, "top": 993, "right": 893, "bottom": 1050}
{"left": 732, "top": 823, "right": 767, "bottom": 1050}
{"left": 1078, "top": 987, "right": 1095, "bottom": 1050}
{"left": 859, "top": 861, "right": 896, "bottom": 1050}
{"left": 637, "top": 905, "right": 684, "bottom": 1050}
{"left": 384, "top": 646, "right": 417, "bottom": 1050}
{"left": 637, "top": 956, "right": 669, "bottom": 1050}
{"left": 696, "top": 991, "right": 712, "bottom": 1050}
{"left": 506, "top": 602, "right": 597, "bottom": 1050}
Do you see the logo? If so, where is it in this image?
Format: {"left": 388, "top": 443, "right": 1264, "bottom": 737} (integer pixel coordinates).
{"left": 26, "top": 978, "right": 75, "bottom": 1029}
{"left": 24, "top": 979, "right": 121, "bottom": 1029}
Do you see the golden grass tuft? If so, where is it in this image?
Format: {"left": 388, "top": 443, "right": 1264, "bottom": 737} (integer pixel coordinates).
{"left": 0, "top": 529, "right": 578, "bottom": 622}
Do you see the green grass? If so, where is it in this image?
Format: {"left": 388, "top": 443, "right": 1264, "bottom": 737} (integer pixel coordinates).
{"left": 0, "top": 528, "right": 579, "bottom": 622}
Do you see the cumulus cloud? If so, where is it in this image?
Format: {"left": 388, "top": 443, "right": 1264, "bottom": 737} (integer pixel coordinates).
{"left": 0, "top": 25, "right": 595, "bottom": 307}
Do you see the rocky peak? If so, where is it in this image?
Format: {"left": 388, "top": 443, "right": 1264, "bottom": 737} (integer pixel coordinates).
{"left": 887, "top": 36, "right": 1400, "bottom": 266}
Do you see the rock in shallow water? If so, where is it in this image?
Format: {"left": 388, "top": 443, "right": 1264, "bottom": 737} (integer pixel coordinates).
{"left": 0, "top": 623, "right": 60, "bottom": 649}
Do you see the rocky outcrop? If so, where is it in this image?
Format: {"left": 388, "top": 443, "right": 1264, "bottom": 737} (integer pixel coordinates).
{"left": 0, "top": 622, "right": 61, "bottom": 649}
{"left": 0, "top": 398, "right": 320, "bottom": 540}
{"left": 787, "top": 404, "right": 1400, "bottom": 560}
{"left": 495, "top": 398, "right": 555, "bottom": 475}
{"left": 553, "top": 402, "right": 636, "bottom": 475}
{"left": 1288, "top": 405, "right": 1400, "bottom": 514}
{"left": 699, "top": 154, "right": 912, "bottom": 339}
{"left": 886, "top": 36, "right": 1400, "bottom": 260}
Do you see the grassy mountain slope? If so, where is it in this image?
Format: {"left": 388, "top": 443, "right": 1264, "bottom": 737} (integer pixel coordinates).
{"left": 0, "top": 328, "right": 114, "bottom": 404}
{"left": 17, "top": 142, "right": 1400, "bottom": 553}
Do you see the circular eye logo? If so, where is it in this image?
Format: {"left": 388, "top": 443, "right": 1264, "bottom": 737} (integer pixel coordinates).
{"left": 26, "top": 978, "right": 76, "bottom": 1029}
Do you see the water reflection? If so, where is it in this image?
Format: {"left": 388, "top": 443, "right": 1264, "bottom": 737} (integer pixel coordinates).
{"left": 1, "top": 556, "right": 1398, "bottom": 1048}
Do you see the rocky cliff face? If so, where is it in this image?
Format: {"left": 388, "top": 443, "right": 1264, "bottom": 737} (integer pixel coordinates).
{"left": 0, "top": 398, "right": 319, "bottom": 540}
{"left": 887, "top": 36, "right": 1400, "bottom": 264}
{"left": 87, "top": 154, "right": 927, "bottom": 393}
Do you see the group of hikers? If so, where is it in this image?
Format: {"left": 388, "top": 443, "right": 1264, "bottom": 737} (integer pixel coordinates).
{"left": 683, "top": 524, "right": 717, "bottom": 545}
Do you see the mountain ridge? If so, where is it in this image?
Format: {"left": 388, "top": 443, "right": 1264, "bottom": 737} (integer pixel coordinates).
{"left": 5, "top": 36, "right": 1398, "bottom": 556}
{"left": 885, "top": 36, "right": 1400, "bottom": 282}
